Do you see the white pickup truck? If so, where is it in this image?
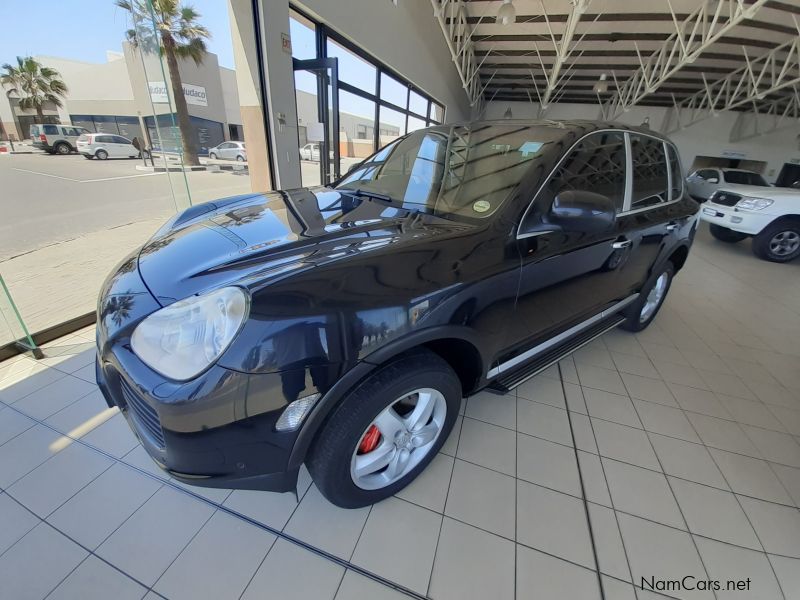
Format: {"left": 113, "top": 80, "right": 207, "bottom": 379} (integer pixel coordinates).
{"left": 700, "top": 187, "right": 800, "bottom": 262}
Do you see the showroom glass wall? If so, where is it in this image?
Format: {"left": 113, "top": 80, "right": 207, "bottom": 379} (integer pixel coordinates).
{"left": 289, "top": 7, "right": 445, "bottom": 186}
{"left": 0, "top": 0, "right": 269, "bottom": 352}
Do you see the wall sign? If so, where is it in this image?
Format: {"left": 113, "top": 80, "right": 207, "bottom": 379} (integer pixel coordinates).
{"left": 148, "top": 82, "right": 209, "bottom": 107}
{"left": 281, "top": 32, "right": 292, "bottom": 54}
{"left": 721, "top": 150, "right": 747, "bottom": 159}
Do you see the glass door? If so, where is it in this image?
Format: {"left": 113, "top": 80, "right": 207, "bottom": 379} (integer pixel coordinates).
{"left": 293, "top": 58, "right": 340, "bottom": 186}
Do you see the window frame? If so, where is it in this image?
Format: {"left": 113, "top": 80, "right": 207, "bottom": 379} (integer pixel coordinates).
{"left": 290, "top": 5, "right": 446, "bottom": 156}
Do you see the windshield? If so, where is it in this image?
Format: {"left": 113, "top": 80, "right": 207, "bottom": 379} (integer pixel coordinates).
{"left": 335, "top": 124, "right": 557, "bottom": 218}
{"left": 723, "top": 171, "right": 768, "bottom": 186}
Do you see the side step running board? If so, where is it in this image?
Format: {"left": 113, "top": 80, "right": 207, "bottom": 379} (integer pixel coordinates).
{"left": 488, "top": 315, "right": 625, "bottom": 393}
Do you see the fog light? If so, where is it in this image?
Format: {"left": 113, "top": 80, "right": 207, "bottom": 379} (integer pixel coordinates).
{"left": 275, "top": 393, "right": 320, "bottom": 432}
{"left": 731, "top": 216, "right": 743, "bottom": 224}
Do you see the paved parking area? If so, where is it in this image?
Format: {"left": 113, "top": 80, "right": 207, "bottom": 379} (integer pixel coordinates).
{"left": 0, "top": 152, "right": 252, "bottom": 340}
{"left": 0, "top": 228, "right": 799, "bottom": 600}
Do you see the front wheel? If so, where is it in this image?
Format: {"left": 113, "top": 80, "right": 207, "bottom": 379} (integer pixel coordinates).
{"left": 307, "top": 349, "right": 460, "bottom": 508}
{"left": 709, "top": 224, "right": 748, "bottom": 243}
{"left": 208, "top": 152, "right": 217, "bottom": 160}
{"left": 752, "top": 221, "right": 800, "bottom": 262}
{"left": 620, "top": 262, "right": 675, "bottom": 332}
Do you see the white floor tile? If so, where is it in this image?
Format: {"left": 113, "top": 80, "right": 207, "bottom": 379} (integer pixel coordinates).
{"left": 242, "top": 538, "right": 343, "bottom": 600}
{"left": 352, "top": 497, "right": 441, "bottom": 594}
{"left": 428, "top": 518, "right": 515, "bottom": 600}
{"left": 154, "top": 510, "right": 275, "bottom": 600}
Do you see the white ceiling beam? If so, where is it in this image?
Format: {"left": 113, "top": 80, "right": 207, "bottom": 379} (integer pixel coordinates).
{"left": 430, "top": 0, "right": 487, "bottom": 113}
{"left": 728, "top": 88, "right": 800, "bottom": 141}
{"left": 663, "top": 31, "right": 800, "bottom": 133}
{"left": 604, "top": 0, "right": 770, "bottom": 119}
{"left": 537, "top": 0, "right": 592, "bottom": 108}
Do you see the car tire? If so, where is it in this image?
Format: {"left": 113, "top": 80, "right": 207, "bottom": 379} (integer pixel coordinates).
{"left": 709, "top": 224, "right": 748, "bottom": 243}
{"left": 54, "top": 142, "right": 71, "bottom": 155}
{"left": 83, "top": 155, "right": 93, "bottom": 160}
{"left": 95, "top": 149, "right": 108, "bottom": 160}
{"left": 209, "top": 152, "right": 217, "bottom": 160}
{"left": 307, "top": 349, "right": 461, "bottom": 508}
{"left": 752, "top": 221, "right": 800, "bottom": 263}
{"left": 620, "top": 262, "right": 675, "bottom": 332}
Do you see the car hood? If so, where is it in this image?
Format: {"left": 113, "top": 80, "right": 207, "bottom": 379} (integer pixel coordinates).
{"left": 137, "top": 187, "right": 471, "bottom": 304}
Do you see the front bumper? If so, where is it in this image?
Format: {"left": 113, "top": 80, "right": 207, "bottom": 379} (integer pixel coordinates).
{"left": 699, "top": 202, "right": 777, "bottom": 236}
{"left": 96, "top": 353, "right": 304, "bottom": 492}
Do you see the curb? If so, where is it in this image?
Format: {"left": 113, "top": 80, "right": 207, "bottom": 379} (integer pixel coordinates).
{"left": 135, "top": 164, "right": 248, "bottom": 173}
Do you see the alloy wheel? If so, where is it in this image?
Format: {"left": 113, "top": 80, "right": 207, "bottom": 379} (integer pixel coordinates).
{"left": 639, "top": 272, "right": 669, "bottom": 323}
{"left": 350, "top": 388, "right": 447, "bottom": 490}
{"left": 768, "top": 231, "right": 800, "bottom": 257}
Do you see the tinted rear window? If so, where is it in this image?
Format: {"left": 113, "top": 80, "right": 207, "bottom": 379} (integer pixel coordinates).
{"left": 723, "top": 171, "right": 768, "bottom": 186}
{"left": 43, "top": 125, "right": 59, "bottom": 135}
{"left": 630, "top": 134, "right": 668, "bottom": 209}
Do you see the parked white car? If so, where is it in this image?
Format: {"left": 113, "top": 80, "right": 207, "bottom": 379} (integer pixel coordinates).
{"left": 300, "top": 142, "right": 321, "bottom": 161}
{"left": 208, "top": 141, "right": 246, "bottom": 161}
{"left": 700, "top": 187, "right": 800, "bottom": 262}
{"left": 30, "top": 123, "right": 90, "bottom": 154}
{"left": 76, "top": 133, "right": 139, "bottom": 160}
{"left": 686, "top": 168, "right": 770, "bottom": 202}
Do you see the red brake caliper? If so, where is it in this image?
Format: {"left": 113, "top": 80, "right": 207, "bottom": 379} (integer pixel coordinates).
{"left": 358, "top": 424, "right": 381, "bottom": 454}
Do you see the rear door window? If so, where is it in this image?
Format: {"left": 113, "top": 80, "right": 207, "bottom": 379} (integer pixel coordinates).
{"left": 43, "top": 125, "right": 59, "bottom": 135}
{"left": 629, "top": 134, "right": 669, "bottom": 209}
{"left": 667, "top": 144, "right": 682, "bottom": 201}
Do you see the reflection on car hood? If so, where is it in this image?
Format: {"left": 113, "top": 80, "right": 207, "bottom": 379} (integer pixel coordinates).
{"left": 137, "top": 187, "right": 470, "bottom": 304}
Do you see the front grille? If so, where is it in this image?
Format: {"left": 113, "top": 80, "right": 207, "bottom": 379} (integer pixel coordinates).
{"left": 120, "top": 378, "right": 166, "bottom": 448}
{"left": 711, "top": 191, "right": 741, "bottom": 207}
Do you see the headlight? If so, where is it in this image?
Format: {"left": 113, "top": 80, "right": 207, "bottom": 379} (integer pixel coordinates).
{"left": 735, "top": 196, "right": 773, "bottom": 211}
{"left": 131, "top": 287, "right": 248, "bottom": 381}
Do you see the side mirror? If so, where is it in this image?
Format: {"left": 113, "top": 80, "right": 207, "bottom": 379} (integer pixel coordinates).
{"left": 547, "top": 190, "right": 615, "bottom": 233}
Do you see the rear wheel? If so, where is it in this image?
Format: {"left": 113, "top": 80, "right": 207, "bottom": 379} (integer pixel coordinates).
{"left": 83, "top": 155, "right": 93, "bottom": 160}
{"left": 752, "top": 221, "right": 800, "bottom": 262}
{"left": 236, "top": 155, "right": 245, "bottom": 162}
{"left": 307, "top": 349, "right": 460, "bottom": 508}
{"left": 709, "top": 224, "right": 748, "bottom": 243}
{"left": 54, "top": 142, "right": 71, "bottom": 155}
{"left": 620, "top": 262, "right": 674, "bottom": 332}
{"left": 95, "top": 149, "right": 108, "bottom": 160}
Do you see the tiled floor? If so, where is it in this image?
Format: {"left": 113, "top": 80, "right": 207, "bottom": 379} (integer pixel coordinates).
{"left": 1, "top": 226, "right": 799, "bottom": 600}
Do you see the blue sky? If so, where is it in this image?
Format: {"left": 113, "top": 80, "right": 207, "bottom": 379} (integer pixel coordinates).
{"left": 0, "top": 0, "right": 235, "bottom": 68}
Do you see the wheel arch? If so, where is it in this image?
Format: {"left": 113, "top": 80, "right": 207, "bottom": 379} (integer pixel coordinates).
{"left": 764, "top": 214, "right": 800, "bottom": 229}
{"left": 667, "top": 244, "right": 690, "bottom": 272}
{"left": 287, "top": 327, "right": 486, "bottom": 470}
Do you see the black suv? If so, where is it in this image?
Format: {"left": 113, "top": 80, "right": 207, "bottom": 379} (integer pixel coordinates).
{"left": 96, "top": 120, "right": 698, "bottom": 507}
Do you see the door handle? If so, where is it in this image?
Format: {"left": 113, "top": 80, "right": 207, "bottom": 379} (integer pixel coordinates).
{"left": 666, "top": 223, "right": 679, "bottom": 232}
{"left": 612, "top": 239, "right": 632, "bottom": 249}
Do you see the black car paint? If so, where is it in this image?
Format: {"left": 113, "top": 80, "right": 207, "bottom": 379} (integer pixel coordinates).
{"left": 96, "top": 121, "right": 698, "bottom": 492}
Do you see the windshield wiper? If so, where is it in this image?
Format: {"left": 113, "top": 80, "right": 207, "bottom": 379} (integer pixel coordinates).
{"left": 340, "top": 188, "right": 394, "bottom": 204}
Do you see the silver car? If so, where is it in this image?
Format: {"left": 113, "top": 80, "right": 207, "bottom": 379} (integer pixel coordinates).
{"left": 686, "top": 167, "right": 769, "bottom": 202}
{"left": 208, "top": 141, "right": 247, "bottom": 162}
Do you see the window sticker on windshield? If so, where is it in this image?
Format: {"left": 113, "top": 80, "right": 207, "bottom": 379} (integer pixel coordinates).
{"left": 473, "top": 200, "right": 491, "bottom": 213}
{"left": 518, "top": 141, "right": 543, "bottom": 157}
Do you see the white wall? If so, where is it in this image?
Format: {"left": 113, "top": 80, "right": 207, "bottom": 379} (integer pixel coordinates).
{"left": 294, "top": 0, "right": 470, "bottom": 122}
{"left": 484, "top": 101, "right": 800, "bottom": 182}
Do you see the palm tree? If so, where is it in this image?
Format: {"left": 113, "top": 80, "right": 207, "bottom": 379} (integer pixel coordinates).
{"left": 116, "top": 0, "right": 210, "bottom": 166}
{"left": 1, "top": 56, "right": 68, "bottom": 122}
